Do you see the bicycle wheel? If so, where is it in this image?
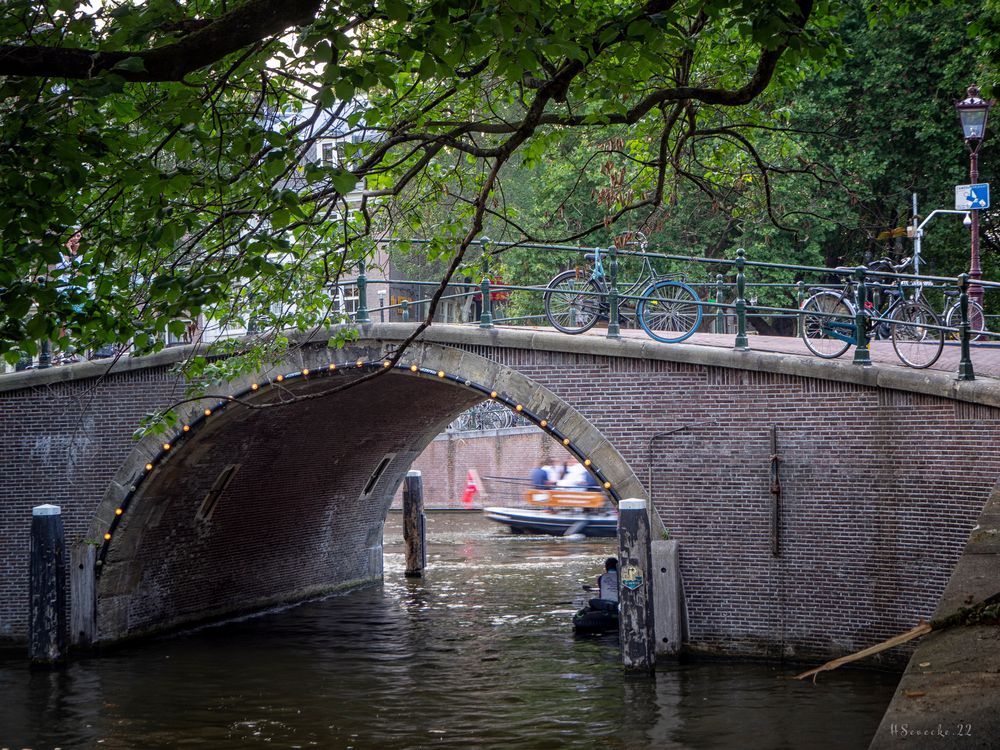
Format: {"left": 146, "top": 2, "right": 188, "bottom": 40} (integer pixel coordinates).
{"left": 945, "top": 299, "right": 986, "bottom": 341}
{"left": 481, "top": 407, "right": 509, "bottom": 430}
{"left": 799, "top": 291, "right": 853, "bottom": 359}
{"left": 544, "top": 270, "right": 602, "bottom": 334}
{"left": 636, "top": 280, "right": 702, "bottom": 343}
{"left": 891, "top": 302, "right": 943, "bottom": 369}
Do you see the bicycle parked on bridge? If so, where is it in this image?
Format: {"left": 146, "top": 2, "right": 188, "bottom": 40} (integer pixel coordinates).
{"left": 542, "top": 244, "right": 703, "bottom": 343}
{"left": 798, "top": 257, "right": 944, "bottom": 368}
{"left": 866, "top": 256, "right": 986, "bottom": 341}
{"left": 448, "top": 401, "right": 527, "bottom": 432}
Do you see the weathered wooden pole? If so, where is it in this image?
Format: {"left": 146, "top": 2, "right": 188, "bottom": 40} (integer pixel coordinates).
{"left": 651, "top": 539, "right": 684, "bottom": 657}
{"left": 618, "top": 498, "right": 655, "bottom": 672}
{"left": 70, "top": 542, "right": 97, "bottom": 648}
{"left": 29, "top": 504, "right": 67, "bottom": 667}
{"left": 403, "top": 470, "right": 427, "bottom": 578}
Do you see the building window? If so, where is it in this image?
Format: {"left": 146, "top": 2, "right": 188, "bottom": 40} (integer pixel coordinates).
{"left": 320, "top": 141, "right": 336, "bottom": 167}
{"left": 339, "top": 284, "right": 360, "bottom": 315}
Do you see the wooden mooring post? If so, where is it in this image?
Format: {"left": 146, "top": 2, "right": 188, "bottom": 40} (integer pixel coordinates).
{"left": 618, "top": 498, "right": 655, "bottom": 672}
{"left": 29, "top": 504, "right": 67, "bottom": 667}
{"left": 403, "top": 470, "right": 427, "bottom": 577}
{"left": 651, "top": 540, "right": 684, "bottom": 657}
{"left": 71, "top": 542, "right": 97, "bottom": 648}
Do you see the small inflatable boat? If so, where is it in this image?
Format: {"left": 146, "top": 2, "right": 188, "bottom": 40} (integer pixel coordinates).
{"left": 572, "top": 598, "right": 619, "bottom": 634}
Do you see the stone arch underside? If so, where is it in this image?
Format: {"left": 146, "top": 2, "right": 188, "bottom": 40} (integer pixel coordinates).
{"left": 90, "top": 340, "right": 644, "bottom": 642}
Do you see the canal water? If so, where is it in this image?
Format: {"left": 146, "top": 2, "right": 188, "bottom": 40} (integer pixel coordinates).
{"left": 0, "top": 512, "right": 899, "bottom": 749}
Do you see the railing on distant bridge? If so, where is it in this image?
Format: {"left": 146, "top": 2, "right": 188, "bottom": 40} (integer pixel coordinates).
{"left": 352, "top": 239, "right": 997, "bottom": 381}
{"left": 8, "top": 239, "right": 999, "bottom": 382}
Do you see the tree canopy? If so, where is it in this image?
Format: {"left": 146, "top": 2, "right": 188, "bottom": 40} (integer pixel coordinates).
{"left": 1, "top": 0, "right": 994, "bottom": 383}
{"left": 0, "top": 0, "right": 845, "bottom": 366}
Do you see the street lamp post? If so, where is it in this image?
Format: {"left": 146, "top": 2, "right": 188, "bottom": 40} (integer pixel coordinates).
{"left": 956, "top": 84, "right": 994, "bottom": 307}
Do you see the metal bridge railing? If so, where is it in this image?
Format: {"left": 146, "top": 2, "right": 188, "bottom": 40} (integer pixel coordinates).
{"left": 354, "top": 240, "right": 999, "bottom": 381}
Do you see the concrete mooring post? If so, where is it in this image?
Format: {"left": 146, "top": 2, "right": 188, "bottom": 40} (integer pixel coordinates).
{"left": 29, "top": 504, "right": 67, "bottom": 667}
{"left": 618, "top": 498, "right": 655, "bottom": 673}
{"left": 403, "top": 470, "right": 427, "bottom": 577}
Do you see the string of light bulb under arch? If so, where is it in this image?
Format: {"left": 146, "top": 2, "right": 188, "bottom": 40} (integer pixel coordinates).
{"left": 94, "top": 356, "right": 620, "bottom": 573}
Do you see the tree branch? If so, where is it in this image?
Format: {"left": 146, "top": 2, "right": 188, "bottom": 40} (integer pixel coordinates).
{"left": 0, "top": 0, "right": 324, "bottom": 81}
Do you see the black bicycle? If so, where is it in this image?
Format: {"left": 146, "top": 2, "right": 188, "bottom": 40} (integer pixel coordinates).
{"left": 799, "top": 258, "right": 944, "bottom": 368}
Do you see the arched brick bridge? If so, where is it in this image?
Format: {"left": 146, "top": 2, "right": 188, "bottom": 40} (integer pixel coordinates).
{"left": 2, "top": 323, "right": 999, "bottom": 662}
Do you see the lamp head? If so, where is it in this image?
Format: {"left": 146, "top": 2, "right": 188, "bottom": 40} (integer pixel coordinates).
{"left": 956, "top": 84, "right": 994, "bottom": 149}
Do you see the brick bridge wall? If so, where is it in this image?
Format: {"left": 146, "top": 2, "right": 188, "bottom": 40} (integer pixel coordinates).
{"left": 0, "top": 324, "right": 996, "bottom": 664}
{"left": 0, "top": 369, "right": 181, "bottom": 643}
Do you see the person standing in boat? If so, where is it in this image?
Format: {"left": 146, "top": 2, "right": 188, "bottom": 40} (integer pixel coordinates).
{"left": 545, "top": 463, "right": 563, "bottom": 485}
{"left": 557, "top": 459, "right": 589, "bottom": 488}
{"left": 597, "top": 557, "right": 618, "bottom": 602}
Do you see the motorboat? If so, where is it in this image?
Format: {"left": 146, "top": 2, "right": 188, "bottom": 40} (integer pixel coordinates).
{"left": 483, "top": 488, "right": 618, "bottom": 538}
{"left": 483, "top": 506, "right": 617, "bottom": 537}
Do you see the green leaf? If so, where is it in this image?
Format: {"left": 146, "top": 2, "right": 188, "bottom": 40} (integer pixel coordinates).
{"left": 271, "top": 208, "right": 290, "bottom": 229}
{"left": 384, "top": 0, "right": 409, "bottom": 22}
{"left": 174, "top": 136, "right": 192, "bottom": 161}
{"left": 335, "top": 77, "right": 355, "bottom": 101}
{"left": 418, "top": 54, "right": 437, "bottom": 79}
{"left": 111, "top": 56, "right": 146, "bottom": 73}
{"left": 331, "top": 169, "right": 358, "bottom": 194}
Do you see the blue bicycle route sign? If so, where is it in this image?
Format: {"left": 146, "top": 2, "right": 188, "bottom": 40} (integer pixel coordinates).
{"left": 956, "top": 183, "right": 990, "bottom": 210}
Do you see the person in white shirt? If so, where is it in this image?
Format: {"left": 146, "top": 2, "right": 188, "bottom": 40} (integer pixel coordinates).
{"left": 557, "top": 459, "right": 589, "bottom": 488}
{"left": 597, "top": 557, "right": 618, "bottom": 602}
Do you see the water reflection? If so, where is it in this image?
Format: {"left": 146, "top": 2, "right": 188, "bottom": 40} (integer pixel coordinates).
{"left": 0, "top": 512, "right": 897, "bottom": 749}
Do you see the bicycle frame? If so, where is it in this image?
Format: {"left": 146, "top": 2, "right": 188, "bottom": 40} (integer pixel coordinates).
{"left": 809, "top": 276, "right": 906, "bottom": 342}
{"left": 584, "top": 246, "right": 683, "bottom": 302}
{"left": 801, "top": 271, "right": 945, "bottom": 368}
{"left": 815, "top": 315, "right": 859, "bottom": 344}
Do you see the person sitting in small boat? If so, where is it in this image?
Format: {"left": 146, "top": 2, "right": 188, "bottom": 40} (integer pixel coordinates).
{"left": 575, "top": 557, "right": 619, "bottom": 631}
{"left": 597, "top": 557, "right": 619, "bottom": 602}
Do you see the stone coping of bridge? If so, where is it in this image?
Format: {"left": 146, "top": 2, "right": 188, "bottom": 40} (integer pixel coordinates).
{"left": 3, "top": 323, "right": 1000, "bottom": 409}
